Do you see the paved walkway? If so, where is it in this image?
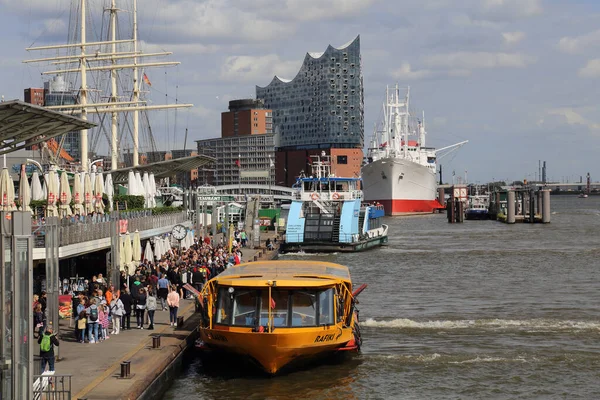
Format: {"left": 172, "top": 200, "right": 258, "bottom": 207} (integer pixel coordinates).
{"left": 43, "top": 244, "right": 278, "bottom": 398}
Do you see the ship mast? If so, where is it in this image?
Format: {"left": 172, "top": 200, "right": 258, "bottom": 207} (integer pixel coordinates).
{"left": 24, "top": 0, "right": 193, "bottom": 172}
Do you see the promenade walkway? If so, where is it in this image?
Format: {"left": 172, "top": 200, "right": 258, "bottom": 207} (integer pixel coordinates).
{"left": 42, "top": 242, "right": 278, "bottom": 399}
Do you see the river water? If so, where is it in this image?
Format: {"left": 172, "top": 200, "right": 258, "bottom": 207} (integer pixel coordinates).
{"left": 165, "top": 195, "right": 600, "bottom": 399}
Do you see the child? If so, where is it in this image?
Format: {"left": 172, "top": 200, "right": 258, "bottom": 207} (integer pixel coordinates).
{"left": 99, "top": 304, "right": 110, "bottom": 341}
{"left": 77, "top": 311, "right": 87, "bottom": 343}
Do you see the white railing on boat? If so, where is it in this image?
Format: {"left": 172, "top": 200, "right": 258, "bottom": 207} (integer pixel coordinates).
{"left": 294, "top": 190, "right": 363, "bottom": 201}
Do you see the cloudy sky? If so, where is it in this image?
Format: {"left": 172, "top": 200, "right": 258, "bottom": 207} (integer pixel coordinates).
{"left": 1, "top": 0, "right": 599, "bottom": 183}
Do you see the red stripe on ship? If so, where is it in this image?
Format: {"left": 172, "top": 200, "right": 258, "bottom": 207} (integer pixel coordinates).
{"left": 375, "top": 199, "right": 445, "bottom": 216}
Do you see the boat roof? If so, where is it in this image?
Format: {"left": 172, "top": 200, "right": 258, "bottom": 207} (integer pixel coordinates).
{"left": 297, "top": 177, "right": 361, "bottom": 183}
{"left": 212, "top": 260, "right": 352, "bottom": 288}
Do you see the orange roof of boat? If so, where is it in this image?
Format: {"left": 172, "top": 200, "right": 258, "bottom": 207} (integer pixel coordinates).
{"left": 213, "top": 260, "right": 352, "bottom": 287}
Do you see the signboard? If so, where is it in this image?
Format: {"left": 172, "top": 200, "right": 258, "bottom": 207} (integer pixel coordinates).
{"left": 240, "top": 170, "right": 270, "bottom": 179}
{"left": 58, "top": 295, "right": 72, "bottom": 319}
{"left": 197, "top": 195, "right": 234, "bottom": 202}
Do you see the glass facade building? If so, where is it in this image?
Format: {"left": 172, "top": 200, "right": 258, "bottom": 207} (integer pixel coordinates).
{"left": 256, "top": 36, "right": 364, "bottom": 150}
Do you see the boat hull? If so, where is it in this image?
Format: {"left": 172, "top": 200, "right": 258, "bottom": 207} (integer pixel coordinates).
{"left": 197, "top": 325, "right": 359, "bottom": 375}
{"left": 465, "top": 210, "right": 490, "bottom": 220}
{"left": 280, "top": 234, "right": 388, "bottom": 253}
{"left": 362, "top": 158, "right": 443, "bottom": 216}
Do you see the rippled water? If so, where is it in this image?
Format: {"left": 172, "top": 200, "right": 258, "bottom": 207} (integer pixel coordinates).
{"left": 165, "top": 195, "right": 600, "bottom": 399}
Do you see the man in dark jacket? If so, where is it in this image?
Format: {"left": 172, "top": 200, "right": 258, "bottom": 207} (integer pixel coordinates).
{"left": 38, "top": 325, "right": 59, "bottom": 372}
{"left": 119, "top": 289, "right": 133, "bottom": 330}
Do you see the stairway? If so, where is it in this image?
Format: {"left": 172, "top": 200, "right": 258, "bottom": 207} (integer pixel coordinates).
{"left": 332, "top": 214, "right": 341, "bottom": 242}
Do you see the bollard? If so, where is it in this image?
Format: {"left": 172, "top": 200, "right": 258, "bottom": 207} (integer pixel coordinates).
{"left": 507, "top": 191, "right": 516, "bottom": 224}
{"left": 253, "top": 255, "right": 258, "bottom": 261}
{"left": 120, "top": 362, "right": 128, "bottom": 378}
{"left": 125, "top": 361, "right": 131, "bottom": 377}
{"left": 536, "top": 190, "right": 542, "bottom": 215}
{"left": 152, "top": 335, "right": 161, "bottom": 349}
{"left": 542, "top": 190, "right": 551, "bottom": 223}
{"left": 258, "top": 252, "right": 262, "bottom": 258}
{"left": 529, "top": 189, "right": 535, "bottom": 223}
{"left": 177, "top": 316, "right": 184, "bottom": 328}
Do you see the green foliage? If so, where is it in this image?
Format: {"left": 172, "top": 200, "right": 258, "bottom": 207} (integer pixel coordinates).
{"left": 113, "top": 194, "right": 144, "bottom": 209}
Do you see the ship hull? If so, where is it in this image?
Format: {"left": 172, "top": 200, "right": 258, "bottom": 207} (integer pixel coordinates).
{"left": 362, "top": 158, "right": 443, "bottom": 216}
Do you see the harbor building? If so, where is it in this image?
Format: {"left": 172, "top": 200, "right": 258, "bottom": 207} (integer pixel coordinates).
{"left": 221, "top": 99, "right": 273, "bottom": 137}
{"left": 24, "top": 87, "right": 44, "bottom": 106}
{"left": 256, "top": 35, "right": 364, "bottom": 186}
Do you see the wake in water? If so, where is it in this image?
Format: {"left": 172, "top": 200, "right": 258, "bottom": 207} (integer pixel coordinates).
{"left": 362, "top": 317, "right": 600, "bottom": 331}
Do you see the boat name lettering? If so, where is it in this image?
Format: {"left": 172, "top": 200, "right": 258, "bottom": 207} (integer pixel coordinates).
{"left": 314, "top": 334, "right": 335, "bottom": 343}
{"left": 208, "top": 333, "right": 228, "bottom": 342}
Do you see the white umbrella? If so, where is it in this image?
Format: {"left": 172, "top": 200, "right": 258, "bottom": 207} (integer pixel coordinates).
{"left": 135, "top": 171, "right": 144, "bottom": 197}
{"left": 0, "top": 168, "right": 14, "bottom": 211}
{"left": 84, "top": 173, "right": 94, "bottom": 214}
{"left": 19, "top": 166, "right": 31, "bottom": 213}
{"left": 143, "top": 240, "right": 154, "bottom": 263}
{"left": 163, "top": 237, "right": 171, "bottom": 255}
{"left": 142, "top": 172, "right": 152, "bottom": 208}
{"left": 127, "top": 171, "right": 137, "bottom": 196}
{"left": 31, "top": 171, "right": 44, "bottom": 201}
{"left": 58, "top": 171, "right": 72, "bottom": 217}
{"left": 94, "top": 173, "right": 105, "bottom": 214}
{"left": 72, "top": 172, "right": 85, "bottom": 215}
{"left": 123, "top": 232, "right": 134, "bottom": 274}
{"left": 132, "top": 230, "right": 141, "bottom": 264}
{"left": 153, "top": 237, "right": 163, "bottom": 260}
{"left": 119, "top": 235, "right": 126, "bottom": 271}
{"left": 105, "top": 173, "right": 114, "bottom": 212}
{"left": 149, "top": 173, "right": 157, "bottom": 208}
{"left": 46, "top": 169, "right": 59, "bottom": 217}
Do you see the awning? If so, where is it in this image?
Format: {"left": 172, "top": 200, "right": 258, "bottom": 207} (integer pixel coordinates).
{"left": 107, "top": 154, "right": 216, "bottom": 183}
{"left": 0, "top": 100, "right": 95, "bottom": 155}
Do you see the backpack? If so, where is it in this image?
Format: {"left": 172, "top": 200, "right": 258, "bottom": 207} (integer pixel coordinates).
{"left": 89, "top": 306, "right": 98, "bottom": 322}
{"left": 40, "top": 334, "right": 52, "bottom": 352}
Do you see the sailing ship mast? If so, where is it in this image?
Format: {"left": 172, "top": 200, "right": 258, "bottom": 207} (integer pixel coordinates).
{"left": 23, "top": 0, "right": 192, "bottom": 172}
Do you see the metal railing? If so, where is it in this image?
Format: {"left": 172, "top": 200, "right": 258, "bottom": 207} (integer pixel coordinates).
{"left": 33, "top": 373, "right": 71, "bottom": 400}
{"left": 32, "top": 211, "right": 187, "bottom": 248}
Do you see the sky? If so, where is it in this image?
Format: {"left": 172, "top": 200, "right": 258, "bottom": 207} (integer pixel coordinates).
{"left": 1, "top": 0, "right": 599, "bottom": 183}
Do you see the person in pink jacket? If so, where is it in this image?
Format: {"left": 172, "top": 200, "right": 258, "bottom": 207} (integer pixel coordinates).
{"left": 167, "top": 285, "right": 180, "bottom": 328}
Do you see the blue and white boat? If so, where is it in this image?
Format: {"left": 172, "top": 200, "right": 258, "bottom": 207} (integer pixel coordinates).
{"left": 281, "top": 153, "right": 388, "bottom": 253}
{"left": 465, "top": 194, "right": 490, "bottom": 220}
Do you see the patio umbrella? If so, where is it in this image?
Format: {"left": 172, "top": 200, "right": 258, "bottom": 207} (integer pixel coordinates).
{"left": 132, "top": 230, "right": 141, "bottom": 265}
{"left": 142, "top": 172, "right": 152, "bottom": 208}
{"left": 58, "top": 171, "right": 72, "bottom": 217}
{"left": 127, "top": 171, "right": 137, "bottom": 196}
{"left": 94, "top": 173, "right": 105, "bottom": 214}
{"left": 19, "top": 165, "right": 31, "bottom": 212}
{"left": 31, "top": 170, "right": 44, "bottom": 201}
{"left": 84, "top": 173, "right": 94, "bottom": 214}
{"left": 143, "top": 240, "right": 154, "bottom": 263}
{"left": 149, "top": 173, "right": 157, "bottom": 208}
{"left": 72, "top": 172, "right": 85, "bottom": 215}
{"left": 123, "top": 232, "right": 134, "bottom": 275}
{"left": 119, "top": 235, "right": 126, "bottom": 271}
{"left": 104, "top": 173, "right": 114, "bottom": 212}
{"left": 0, "top": 168, "right": 13, "bottom": 211}
{"left": 135, "top": 171, "right": 144, "bottom": 197}
{"left": 46, "top": 169, "right": 59, "bottom": 217}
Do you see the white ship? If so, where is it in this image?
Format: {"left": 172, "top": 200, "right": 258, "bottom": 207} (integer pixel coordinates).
{"left": 362, "top": 85, "right": 467, "bottom": 216}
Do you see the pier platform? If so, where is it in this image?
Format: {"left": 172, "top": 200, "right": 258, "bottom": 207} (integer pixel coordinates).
{"left": 44, "top": 244, "right": 278, "bottom": 399}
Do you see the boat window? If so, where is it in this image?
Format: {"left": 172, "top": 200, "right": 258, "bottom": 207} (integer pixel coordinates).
{"left": 291, "top": 291, "right": 317, "bottom": 327}
{"left": 318, "top": 289, "right": 334, "bottom": 325}
{"left": 258, "top": 290, "right": 290, "bottom": 327}
{"left": 216, "top": 287, "right": 233, "bottom": 325}
{"left": 232, "top": 290, "right": 259, "bottom": 326}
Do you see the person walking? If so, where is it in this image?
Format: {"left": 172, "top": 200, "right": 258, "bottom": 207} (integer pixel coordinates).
{"left": 146, "top": 289, "right": 157, "bottom": 330}
{"left": 120, "top": 289, "right": 132, "bottom": 330}
{"left": 167, "top": 285, "right": 180, "bottom": 328}
{"left": 135, "top": 288, "right": 147, "bottom": 329}
{"left": 38, "top": 325, "right": 59, "bottom": 372}
{"left": 157, "top": 274, "right": 170, "bottom": 311}
{"left": 110, "top": 293, "right": 124, "bottom": 335}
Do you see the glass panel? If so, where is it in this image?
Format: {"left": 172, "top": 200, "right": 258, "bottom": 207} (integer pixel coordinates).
{"left": 318, "top": 289, "right": 334, "bottom": 325}
{"left": 271, "top": 290, "right": 289, "bottom": 327}
{"left": 2, "top": 237, "right": 12, "bottom": 400}
{"left": 291, "top": 291, "right": 316, "bottom": 327}
{"left": 16, "top": 238, "right": 29, "bottom": 398}
{"left": 216, "top": 287, "right": 232, "bottom": 325}
{"left": 232, "top": 290, "right": 258, "bottom": 326}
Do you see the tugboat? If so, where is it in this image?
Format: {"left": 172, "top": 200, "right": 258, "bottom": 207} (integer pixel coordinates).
{"left": 465, "top": 194, "right": 490, "bottom": 220}
{"left": 280, "top": 153, "right": 388, "bottom": 253}
{"left": 195, "top": 260, "right": 366, "bottom": 374}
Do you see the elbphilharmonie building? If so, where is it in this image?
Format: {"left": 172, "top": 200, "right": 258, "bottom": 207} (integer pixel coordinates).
{"left": 256, "top": 36, "right": 364, "bottom": 185}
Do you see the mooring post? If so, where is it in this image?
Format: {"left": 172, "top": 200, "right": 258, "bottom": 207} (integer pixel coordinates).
{"left": 507, "top": 191, "right": 516, "bottom": 224}
{"left": 529, "top": 189, "right": 535, "bottom": 223}
{"left": 542, "top": 189, "right": 551, "bottom": 223}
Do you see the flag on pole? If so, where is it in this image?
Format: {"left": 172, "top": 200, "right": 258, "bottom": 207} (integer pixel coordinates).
{"left": 143, "top": 73, "right": 152, "bottom": 86}
{"left": 270, "top": 297, "right": 276, "bottom": 309}
{"left": 235, "top": 159, "right": 241, "bottom": 168}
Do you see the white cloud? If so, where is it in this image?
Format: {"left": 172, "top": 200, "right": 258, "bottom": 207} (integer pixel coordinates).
{"left": 390, "top": 63, "right": 432, "bottom": 80}
{"left": 578, "top": 59, "right": 600, "bottom": 78}
{"left": 220, "top": 54, "right": 300, "bottom": 83}
{"left": 479, "top": 0, "right": 542, "bottom": 20}
{"left": 558, "top": 30, "right": 600, "bottom": 54}
{"left": 253, "top": 0, "right": 377, "bottom": 22}
{"left": 502, "top": 31, "right": 525, "bottom": 45}
{"left": 547, "top": 108, "right": 600, "bottom": 131}
{"left": 139, "top": 41, "right": 220, "bottom": 56}
{"left": 424, "top": 52, "right": 536, "bottom": 70}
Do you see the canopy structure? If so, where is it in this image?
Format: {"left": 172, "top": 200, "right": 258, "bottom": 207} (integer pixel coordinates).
{"left": 0, "top": 100, "right": 95, "bottom": 155}
{"left": 107, "top": 155, "right": 215, "bottom": 184}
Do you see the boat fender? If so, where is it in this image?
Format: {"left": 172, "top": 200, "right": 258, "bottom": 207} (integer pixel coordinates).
{"left": 311, "top": 192, "right": 320, "bottom": 200}
{"left": 332, "top": 192, "right": 340, "bottom": 200}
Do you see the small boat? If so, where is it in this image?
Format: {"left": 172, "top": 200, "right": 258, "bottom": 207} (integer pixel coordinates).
{"left": 465, "top": 194, "right": 490, "bottom": 220}
{"left": 280, "top": 153, "right": 388, "bottom": 253}
{"left": 195, "top": 260, "right": 365, "bottom": 375}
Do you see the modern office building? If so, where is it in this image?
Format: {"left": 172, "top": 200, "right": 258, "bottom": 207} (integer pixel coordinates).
{"left": 42, "top": 75, "right": 81, "bottom": 160}
{"left": 221, "top": 99, "right": 273, "bottom": 137}
{"left": 196, "top": 134, "right": 275, "bottom": 187}
{"left": 256, "top": 35, "right": 364, "bottom": 185}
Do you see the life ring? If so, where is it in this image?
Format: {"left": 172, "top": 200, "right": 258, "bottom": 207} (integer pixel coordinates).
{"left": 332, "top": 192, "right": 340, "bottom": 200}
{"left": 311, "top": 192, "right": 320, "bottom": 200}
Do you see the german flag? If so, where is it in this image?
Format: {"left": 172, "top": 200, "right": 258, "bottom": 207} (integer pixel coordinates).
{"left": 143, "top": 73, "right": 152, "bottom": 87}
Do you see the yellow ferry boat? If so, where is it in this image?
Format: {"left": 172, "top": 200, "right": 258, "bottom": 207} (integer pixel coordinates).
{"left": 195, "top": 260, "right": 366, "bottom": 374}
